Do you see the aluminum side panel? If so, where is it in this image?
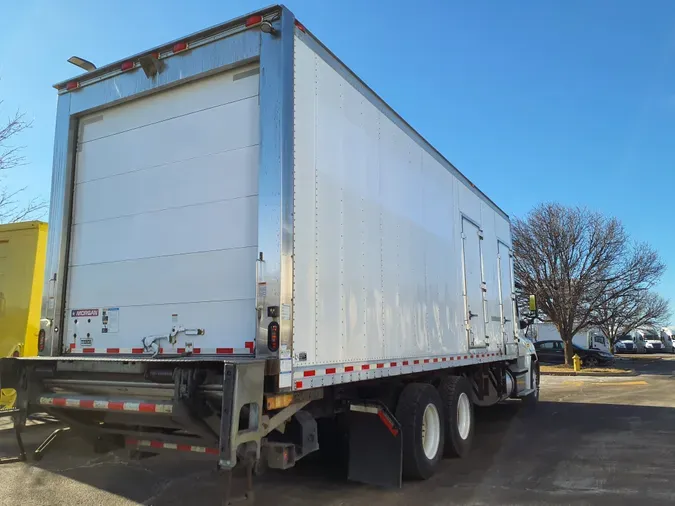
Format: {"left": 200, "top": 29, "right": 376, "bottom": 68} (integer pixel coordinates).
{"left": 292, "top": 35, "right": 513, "bottom": 369}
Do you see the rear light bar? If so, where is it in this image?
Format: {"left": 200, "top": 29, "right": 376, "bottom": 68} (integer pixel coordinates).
{"left": 58, "top": 11, "right": 277, "bottom": 93}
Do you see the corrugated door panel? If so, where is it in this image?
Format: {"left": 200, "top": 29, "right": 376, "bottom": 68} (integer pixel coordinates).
{"left": 64, "top": 65, "right": 260, "bottom": 354}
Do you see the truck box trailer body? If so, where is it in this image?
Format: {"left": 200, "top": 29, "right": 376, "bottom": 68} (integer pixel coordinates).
{"left": 0, "top": 6, "right": 538, "bottom": 493}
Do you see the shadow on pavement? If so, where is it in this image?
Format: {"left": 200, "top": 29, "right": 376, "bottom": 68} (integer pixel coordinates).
{"left": 3, "top": 398, "right": 675, "bottom": 505}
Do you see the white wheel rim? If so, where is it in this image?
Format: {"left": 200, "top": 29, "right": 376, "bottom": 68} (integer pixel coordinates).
{"left": 421, "top": 403, "right": 441, "bottom": 460}
{"left": 457, "top": 392, "right": 472, "bottom": 440}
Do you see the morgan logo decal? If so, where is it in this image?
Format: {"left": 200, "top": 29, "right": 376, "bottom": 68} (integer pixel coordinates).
{"left": 71, "top": 309, "right": 99, "bottom": 318}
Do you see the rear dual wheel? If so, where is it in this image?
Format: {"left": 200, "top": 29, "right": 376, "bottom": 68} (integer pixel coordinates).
{"left": 396, "top": 377, "right": 474, "bottom": 480}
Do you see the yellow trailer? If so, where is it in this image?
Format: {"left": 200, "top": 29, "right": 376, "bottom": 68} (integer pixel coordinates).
{"left": 0, "top": 221, "right": 47, "bottom": 409}
{"left": 0, "top": 221, "right": 47, "bottom": 357}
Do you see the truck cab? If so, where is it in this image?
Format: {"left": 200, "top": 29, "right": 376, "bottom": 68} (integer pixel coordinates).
{"left": 660, "top": 328, "right": 675, "bottom": 353}
{"left": 632, "top": 329, "right": 659, "bottom": 353}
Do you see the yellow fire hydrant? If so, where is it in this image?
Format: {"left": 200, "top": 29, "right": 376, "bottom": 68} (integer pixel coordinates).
{"left": 573, "top": 354, "right": 582, "bottom": 372}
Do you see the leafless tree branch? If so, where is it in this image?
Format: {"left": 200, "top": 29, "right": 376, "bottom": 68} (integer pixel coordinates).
{"left": 0, "top": 99, "right": 45, "bottom": 223}
{"left": 513, "top": 203, "right": 667, "bottom": 365}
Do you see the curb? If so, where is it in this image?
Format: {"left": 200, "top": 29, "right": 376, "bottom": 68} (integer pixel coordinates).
{"left": 541, "top": 370, "right": 639, "bottom": 377}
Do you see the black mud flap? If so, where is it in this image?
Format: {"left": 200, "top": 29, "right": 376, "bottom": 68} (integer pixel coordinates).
{"left": 347, "top": 402, "right": 402, "bottom": 488}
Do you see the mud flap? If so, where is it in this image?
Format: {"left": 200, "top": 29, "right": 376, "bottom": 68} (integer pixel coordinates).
{"left": 347, "top": 402, "right": 402, "bottom": 488}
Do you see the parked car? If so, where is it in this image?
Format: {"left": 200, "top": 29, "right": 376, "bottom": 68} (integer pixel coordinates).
{"left": 534, "top": 340, "right": 615, "bottom": 367}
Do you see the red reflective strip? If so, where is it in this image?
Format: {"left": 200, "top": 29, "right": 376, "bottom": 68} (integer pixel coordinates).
{"left": 150, "top": 440, "right": 163, "bottom": 449}
{"left": 295, "top": 381, "right": 303, "bottom": 389}
{"left": 442, "top": 357, "right": 447, "bottom": 362}
{"left": 464, "top": 356, "right": 468, "bottom": 359}
{"left": 424, "top": 359, "right": 430, "bottom": 364}
{"left": 177, "top": 444, "right": 191, "bottom": 452}
{"left": 245, "top": 341, "right": 255, "bottom": 353}
{"left": 120, "top": 61, "right": 134, "bottom": 71}
{"left": 108, "top": 402, "right": 124, "bottom": 411}
{"left": 205, "top": 447, "right": 219, "bottom": 455}
{"left": 82, "top": 348, "right": 95, "bottom": 353}
{"left": 139, "top": 403, "right": 156, "bottom": 413}
{"left": 80, "top": 400, "right": 95, "bottom": 409}
{"left": 177, "top": 348, "right": 185, "bottom": 354}
{"left": 132, "top": 348, "right": 144, "bottom": 354}
{"left": 107, "top": 348, "right": 120, "bottom": 354}
{"left": 325, "top": 367, "right": 336, "bottom": 374}
{"left": 433, "top": 358, "right": 438, "bottom": 363}
{"left": 362, "top": 364, "right": 370, "bottom": 370}
{"left": 303, "top": 370, "right": 315, "bottom": 377}
{"left": 402, "top": 361, "right": 409, "bottom": 366}
{"left": 450, "top": 356, "right": 455, "bottom": 360}
{"left": 69, "top": 343, "right": 76, "bottom": 350}
{"left": 52, "top": 398, "right": 67, "bottom": 407}
{"left": 344, "top": 366, "right": 354, "bottom": 372}
{"left": 376, "top": 363, "right": 384, "bottom": 369}
{"left": 414, "top": 360, "right": 420, "bottom": 365}
{"left": 216, "top": 348, "right": 234, "bottom": 354}
{"left": 390, "top": 362, "right": 397, "bottom": 367}
{"left": 377, "top": 410, "right": 399, "bottom": 437}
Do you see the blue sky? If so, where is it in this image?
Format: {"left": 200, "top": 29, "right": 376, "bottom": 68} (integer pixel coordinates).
{"left": 2, "top": 0, "right": 675, "bottom": 310}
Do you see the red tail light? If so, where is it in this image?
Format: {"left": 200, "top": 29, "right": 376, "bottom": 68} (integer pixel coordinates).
{"left": 120, "top": 61, "right": 134, "bottom": 72}
{"left": 268, "top": 321, "right": 279, "bottom": 352}
{"left": 66, "top": 81, "right": 79, "bottom": 91}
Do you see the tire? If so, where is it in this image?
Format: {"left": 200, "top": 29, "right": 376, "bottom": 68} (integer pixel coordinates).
{"left": 395, "top": 383, "right": 445, "bottom": 480}
{"left": 437, "top": 376, "right": 474, "bottom": 458}
{"left": 522, "top": 362, "right": 539, "bottom": 409}
{"left": 584, "top": 356, "right": 599, "bottom": 368}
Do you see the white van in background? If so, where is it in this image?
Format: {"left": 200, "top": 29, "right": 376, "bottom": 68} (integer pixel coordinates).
{"left": 660, "top": 328, "right": 675, "bottom": 353}
{"left": 632, "top": 329, "right": 663, "bottom": 353}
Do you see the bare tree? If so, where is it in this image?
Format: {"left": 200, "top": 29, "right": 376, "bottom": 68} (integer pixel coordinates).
{"left": 513, "top": 203, "right": 666, "bottom": 365}
{"left": 0, "top": 104, "right": 47, "bottom": 223}
{"left": 592, "top": 291, "right": 670, "bottom": 346}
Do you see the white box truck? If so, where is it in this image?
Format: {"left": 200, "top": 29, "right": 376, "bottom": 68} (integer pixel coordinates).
{"left": 0, "top": 6, "right": 538, "bottom": 497}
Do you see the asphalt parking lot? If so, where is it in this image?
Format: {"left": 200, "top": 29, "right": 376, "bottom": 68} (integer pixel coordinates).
{"left": 1, "top": 356, "right": 675, "bottom": 506}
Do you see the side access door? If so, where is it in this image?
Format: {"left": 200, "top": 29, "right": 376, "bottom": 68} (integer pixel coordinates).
{"left": 497, "top": 241, "right": 517, "bottom": 352}
{"left": 461, "top": 218, "right": 487, "bottom": 348}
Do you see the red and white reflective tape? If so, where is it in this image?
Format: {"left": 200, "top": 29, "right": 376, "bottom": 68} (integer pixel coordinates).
{"left": 126, "top": 438, "right": 218, "bottom": 455}
{"left": 293, "top": 350, "right": 511, "bottom": 390}
{"left": 67, "top": 341, "right": 255, "bottom": 355}
{"left": 39, "top": 396, "right": 173, "bottom": 414}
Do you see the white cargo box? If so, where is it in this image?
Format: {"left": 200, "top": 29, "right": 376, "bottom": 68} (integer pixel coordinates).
{"left": 41, "top": 7, "right": 519, "bottom": 393}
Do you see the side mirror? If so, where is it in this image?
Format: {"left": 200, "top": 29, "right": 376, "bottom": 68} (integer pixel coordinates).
{"left": 528, "top": 295, "right": 537, "bottom": 312}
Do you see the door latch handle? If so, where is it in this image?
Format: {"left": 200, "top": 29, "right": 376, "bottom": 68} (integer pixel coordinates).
{"left": 468, "top": 311, "right": 478, "bottom": 320}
